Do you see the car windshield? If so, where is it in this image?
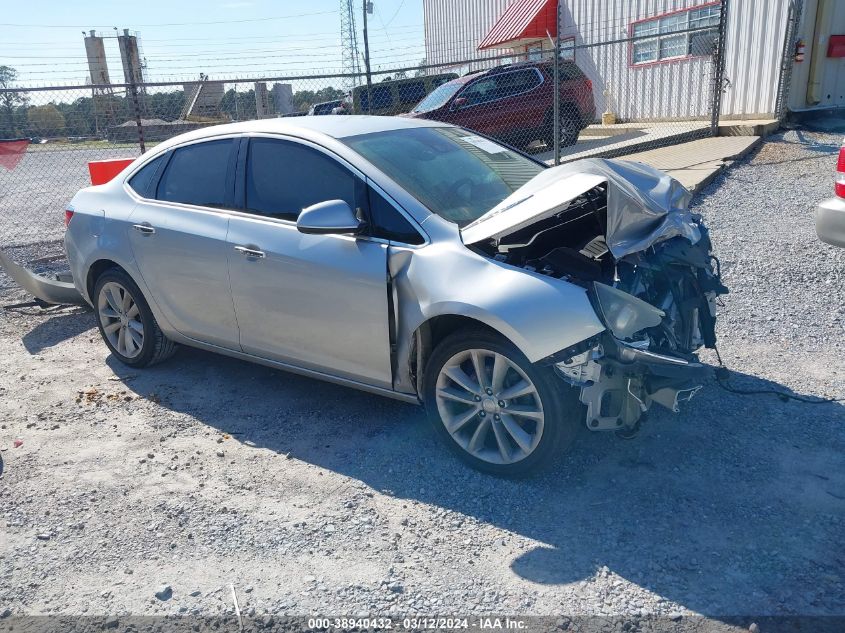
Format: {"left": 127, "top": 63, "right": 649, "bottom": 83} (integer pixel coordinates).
{"left": 411, "top": 82, "right": 463, "bottom": 113}
{"left": 344, "top": 126, "right": 545, "bottom": 227}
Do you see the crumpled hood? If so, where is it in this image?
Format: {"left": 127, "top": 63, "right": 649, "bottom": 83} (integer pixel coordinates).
{"left": 462, "top": 157, "right": 701, "bottom": 259}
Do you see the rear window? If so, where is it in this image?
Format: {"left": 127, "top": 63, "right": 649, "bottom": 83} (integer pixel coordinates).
{"left": 128, "top": 154, "right": 166, "bottom": 198}
{"left": 156, "top": 139, "right": 233, "bottom": 207}
{"left": 398, "top": 81, "right": 427, "bottom": 104}
{"left": 560, "top": 63, "right": 585, "bottom": 81}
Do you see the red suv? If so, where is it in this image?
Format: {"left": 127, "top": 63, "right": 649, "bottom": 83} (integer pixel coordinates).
{"left": 406, "top": 60, "right": 595, "bottom": 149}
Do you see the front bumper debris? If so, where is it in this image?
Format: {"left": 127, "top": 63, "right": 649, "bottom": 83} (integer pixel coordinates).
{"left": 0, "top": 248, "right": 85, "bottom": 305}
{"left": 554, "top": 335, "right": 707, "bottom": 431}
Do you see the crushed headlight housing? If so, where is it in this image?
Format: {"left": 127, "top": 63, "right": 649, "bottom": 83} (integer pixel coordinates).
{"left": 592, "top": 282, "right": 664, "bottom": 340}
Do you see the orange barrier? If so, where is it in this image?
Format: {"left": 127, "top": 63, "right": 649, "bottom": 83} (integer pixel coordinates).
{"left": 88, "top": 158, "right": 135, "bottom": 186}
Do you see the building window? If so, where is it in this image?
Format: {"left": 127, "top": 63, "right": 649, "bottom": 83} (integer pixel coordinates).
{"left": 631, "top": 3, "right": 720, "bottom": 65}
{"left": 527, "top": 44, "right": 544, "bottom": 62}
{"left": 560, "top": 37, "right": 575, "bottom": 62}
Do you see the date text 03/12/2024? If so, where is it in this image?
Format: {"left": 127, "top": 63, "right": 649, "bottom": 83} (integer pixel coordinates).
{"left": 306, "top": 617, "right": 528, "bottom": 630}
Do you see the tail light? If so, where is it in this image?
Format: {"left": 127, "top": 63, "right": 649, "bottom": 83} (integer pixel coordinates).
{"left": 836, "top": 145, "right": 845, "bottom": 198}
{"left": 585, "top": 78, "right": 593, "bottom": 91}
{"left": 64, "top": 209, "right": 74, "bottom": 227}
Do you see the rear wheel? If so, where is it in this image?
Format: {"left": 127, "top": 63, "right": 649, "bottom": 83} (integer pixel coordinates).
{"left": 94, "top": 268, "right": 176, "bottom": 368}
{"left": 544, "top": 110, "right": 581, "bottom": 148}
{"left": 423, "top": 329, "right": 581, "bottom": 476}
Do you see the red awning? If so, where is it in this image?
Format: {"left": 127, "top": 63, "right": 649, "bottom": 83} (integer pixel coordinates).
{"left": 478, "top": 0, "right": 558, "bottom": 50}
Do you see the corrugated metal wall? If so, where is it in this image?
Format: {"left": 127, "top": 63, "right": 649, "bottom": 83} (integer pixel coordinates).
{"left": 423, "top": 0, "right": 790, "bottom": 119}
{"left": 559, "top": 0, "right": 715, "bottom": 121}
{"left": 720, "top": 0, "right": 791, "bottom": 117}
{"left": 561, "top": 0, "right": 791, "bottom": 120}
{"left": 423, "top": 0, "right": 515, "bottom": 71}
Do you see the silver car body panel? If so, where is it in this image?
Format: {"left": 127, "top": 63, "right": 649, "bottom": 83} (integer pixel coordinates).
{"left": 463, "top": 157, "right": 700, "bottom": 259}
{"left": 816, "top": 196, "right": 845, "bottom": 248}
{"left": 0, "top": 247, "right": 86, "bottom": 305}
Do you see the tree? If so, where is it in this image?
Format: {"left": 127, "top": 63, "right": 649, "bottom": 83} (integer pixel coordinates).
{"left": 291, "top": 86, "right": 345, "bottom": 113}
{"left": 27, "top": 104, "right": 66, "bottom": 137}
{"left": 0, "top": 66, "right": 29, "bottom": 138}
{"left": 414, "top": 58, "right": 427, "bottom": 78}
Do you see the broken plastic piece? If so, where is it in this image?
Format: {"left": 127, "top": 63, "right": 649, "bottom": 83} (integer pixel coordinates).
{"left": 0, "top": 248, "right": 84, "bottom": 306}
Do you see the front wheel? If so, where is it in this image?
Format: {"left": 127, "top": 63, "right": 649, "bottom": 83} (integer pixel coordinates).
{"left": 423, "top": 329, "right": 581, "bottom": 476}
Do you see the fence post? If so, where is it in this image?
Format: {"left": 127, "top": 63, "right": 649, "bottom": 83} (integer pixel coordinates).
{"left": 128, "top": 79, "right": 145, "bottom": 154}
{"left": 710, "top": 0, "right": 730, "bottom": 137}
{"left": 553, "top": 4, "right": 562, "bottom": 166}
{"left": 775, "top": 0, "right": 802, "bottom": 121}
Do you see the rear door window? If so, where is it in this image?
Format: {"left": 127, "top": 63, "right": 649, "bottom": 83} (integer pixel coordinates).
{"left": 156, "top": 139, "right": 234, "bottom": 207}
{"left": 244, "top": 138, "right": 358, "bottom": 221}
{"left": 128, "top": 154, "right": 166, "bottom": 198}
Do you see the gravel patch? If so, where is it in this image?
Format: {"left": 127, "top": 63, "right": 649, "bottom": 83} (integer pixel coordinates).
{"left": 0, "top": 130, "right": 843, "bottom": 628}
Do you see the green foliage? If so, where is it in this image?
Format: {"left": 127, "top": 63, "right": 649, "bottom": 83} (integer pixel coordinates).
{"left": 291, "top": 86, "right": 345, "bottom": 113}
{"left": 0, "top": 65, "right": 29, "bottom": 138}
{"left": 27, "top": 104, "right": 66, "bottom": 137}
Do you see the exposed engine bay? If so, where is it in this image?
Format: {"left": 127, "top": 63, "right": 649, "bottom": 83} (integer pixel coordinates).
{"left": 466, "top": 161, "right": 729, "bottom": 432}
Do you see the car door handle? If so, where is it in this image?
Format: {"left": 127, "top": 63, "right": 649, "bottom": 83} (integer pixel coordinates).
{"left": 234, "top": 245, "right": 266, "bottom": 259}
{"left": 132, "top": 223, "right": 155, "bottom": 235}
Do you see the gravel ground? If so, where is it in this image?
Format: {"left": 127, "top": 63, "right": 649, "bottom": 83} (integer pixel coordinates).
{"left": 1, "top": 129, "right": 843, "bottom": 630}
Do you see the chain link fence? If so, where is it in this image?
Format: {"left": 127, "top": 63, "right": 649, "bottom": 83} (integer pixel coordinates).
{"left": 0, "top": 15, "right": 726, "bottom": 290}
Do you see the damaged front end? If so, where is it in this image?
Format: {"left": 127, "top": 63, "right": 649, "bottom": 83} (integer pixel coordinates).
{"left": 464, "top": 158, "right": 728, "bottom": 432}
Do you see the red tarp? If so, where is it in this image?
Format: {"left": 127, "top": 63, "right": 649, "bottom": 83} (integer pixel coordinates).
{"left": 0, "top": 139, "right": 29, "bottom": 171}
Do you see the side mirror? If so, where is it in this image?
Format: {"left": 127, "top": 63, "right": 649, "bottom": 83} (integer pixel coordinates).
{"left": 451, "top": 96, "right": 468, "bottom": 110}
{"left": 296, "top": 200, "right": 364, "bottom": 236}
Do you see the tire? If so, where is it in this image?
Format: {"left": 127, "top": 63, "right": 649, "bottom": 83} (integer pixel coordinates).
{"left": 544, "top": 109, "right": 581, "bottom": 148}
{"left": 423, "top": 328, "right": 581, "bottom": 476}
{"left": 93, "top": 268, "right": 177, "bottom": 368}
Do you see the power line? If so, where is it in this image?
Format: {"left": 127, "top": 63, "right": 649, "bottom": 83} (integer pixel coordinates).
{"left": 0, "top": 9, "right": 339, "bottom": 28}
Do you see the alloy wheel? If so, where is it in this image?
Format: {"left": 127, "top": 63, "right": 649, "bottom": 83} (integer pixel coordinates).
{"left": 97, "top": 281, "right": 145, "bottom": 359}
{"left": 434, "top": 349, "right": 545, "bottom": 465}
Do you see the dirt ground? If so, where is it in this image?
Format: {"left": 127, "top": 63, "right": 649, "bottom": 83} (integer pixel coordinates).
{"left": 1, "top": 132, "right": 844, "bottom": 631}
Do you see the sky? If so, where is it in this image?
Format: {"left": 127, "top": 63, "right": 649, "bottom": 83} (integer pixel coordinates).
{"left": 0, "top": 0, "right": 426, "bottom": 86}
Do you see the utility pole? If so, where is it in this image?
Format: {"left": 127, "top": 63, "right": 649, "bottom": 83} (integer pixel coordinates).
{"left": 362, "top": 0, "right": 373, "bottom": 112}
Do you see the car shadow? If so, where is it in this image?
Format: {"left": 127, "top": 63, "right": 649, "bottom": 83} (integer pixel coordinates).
{"left": 93, "top": 338, "right": 845, "bottom": 619}
{"left": 531, "top": 129, "right": 649, "bottom": 163}
{"left": 20, "top": 305, "right": 93, "bottom": 354}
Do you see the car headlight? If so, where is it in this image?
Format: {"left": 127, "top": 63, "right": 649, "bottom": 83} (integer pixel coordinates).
{"left": 592, "top": 282, "right": 664, "bottom": 340}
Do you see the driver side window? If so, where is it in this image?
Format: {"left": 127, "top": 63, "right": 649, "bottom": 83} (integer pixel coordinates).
{"left": 244, "top": 138, "right": 360, "bottom": 221}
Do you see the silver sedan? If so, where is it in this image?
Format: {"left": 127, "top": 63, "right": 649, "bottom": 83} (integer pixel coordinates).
{"left": 64, "top": 116, "right": 727, "bottom": 475}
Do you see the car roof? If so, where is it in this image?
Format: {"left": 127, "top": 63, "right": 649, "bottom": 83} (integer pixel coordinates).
{"left": 150, "top": 115, "right": 452, "bottom": 153}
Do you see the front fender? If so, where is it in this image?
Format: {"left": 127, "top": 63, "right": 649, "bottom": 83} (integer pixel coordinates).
{"left": 390, "top": 238, "right": 605, "bottom": 394}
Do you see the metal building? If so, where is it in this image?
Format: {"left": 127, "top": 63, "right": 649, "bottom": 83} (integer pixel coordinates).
{"left": 788, "top": 0, "right": 845, "bottom": 111}
{"left": 423, "top": 0, "right": 514, "bottom": 72}
{"left": 423, "top": 0, "right": 845, "bottom": 121}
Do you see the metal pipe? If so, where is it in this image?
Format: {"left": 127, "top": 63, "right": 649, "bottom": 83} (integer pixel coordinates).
{"left": 362, "top": 0, "right": 373, "bottom": 113}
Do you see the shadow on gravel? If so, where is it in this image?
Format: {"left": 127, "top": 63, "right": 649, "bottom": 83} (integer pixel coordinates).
{"left": 95, "top": 336, "right": 845, "bottom": 619}
{"left": 21, "top": 306, "right": 93, "bottom": 354}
